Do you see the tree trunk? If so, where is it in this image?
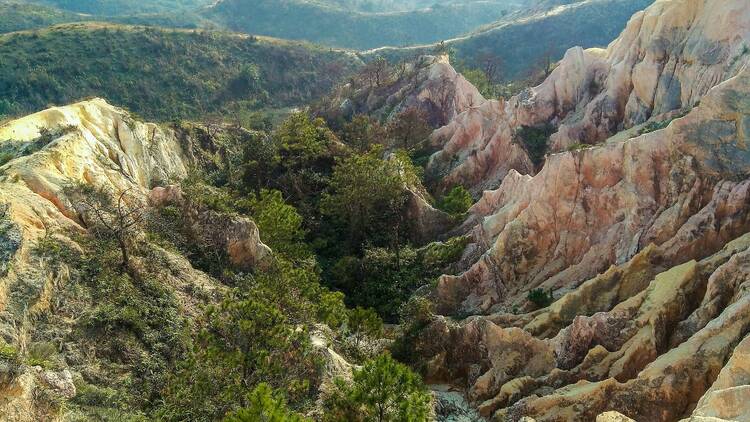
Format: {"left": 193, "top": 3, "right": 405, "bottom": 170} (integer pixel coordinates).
{"left": 393, "top": 223, "right": 401, "bottom": 272}
{"left": 118, "top": 236, "right": 130, "bottom": 273}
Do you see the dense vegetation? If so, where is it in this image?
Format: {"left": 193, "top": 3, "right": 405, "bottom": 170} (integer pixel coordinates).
{"left": 31, "top": 0, "right": 212, "bottom": 15}
{"left": 183, "top": 111, "right": 465, "bottom": 321}
{"left": 153, "top": 113, "right": 450, "bottom": 418}
{"left": 373, "top": 0, "right": 653, "bottom": 81}
{"left": 202, "top": 0, "right": 522, "bottom": 49}
{"left": 324, "top": 354, "right": 431, "bottom": 421}
{"left": 0, "top": 0, "right": 212, "bottom": 34}
{"left": 0, "top": 1, "right": 83, "bottom": 34}
{"left": 14, "top": 109, "right": 453, "bottom": 419}
{"left": 0, "top": 23, "right": 360, "bottom": 122}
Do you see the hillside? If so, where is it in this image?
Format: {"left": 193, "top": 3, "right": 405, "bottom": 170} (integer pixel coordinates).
{"left": 323, "top": 0, "right": 523, "bottom": 13}
{"left": 29, "top": 0, "right": 212, "bottom": 15}
{"left": 371, "top": 0, "right": 654, "bottom": 80}
{"left": 0, "top": 100, "right": 305, "bottom": 421}
{"left": 0, "top": 23, "right": 361, "bottom": 121}
{"left": 0, "top": 1, "right": 83, "bottom": 33}
{"left": 0, "top": 93, "right": 463, "bottom": 420}
{"left": 202, "top": 0, "right": 530, "bottom": 50}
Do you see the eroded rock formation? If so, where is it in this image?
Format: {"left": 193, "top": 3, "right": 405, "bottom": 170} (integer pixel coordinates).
{"left": 149, "top": 185, "right": 273, "bottom": 271}
{"left": 0, "top": 99, "right": 271, "bottom": 421}
{"left": 318, "top": 54, "right": 485, "bottom": 128}
{"left": 418, "top": 0, "right": 750, "bottom": 420}
{"left": 428, "top": 0, "right": 750, "bottom": 194}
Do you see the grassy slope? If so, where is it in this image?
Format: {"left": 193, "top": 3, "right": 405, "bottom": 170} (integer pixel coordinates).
{"left": 371, "top": 0, "right": 653, "bottom": 80}
{"left": 0, "top": 23, "right": 361, "bottom": 121}
{"left": 202, "top": 0, "right": 526, "bottom": 50}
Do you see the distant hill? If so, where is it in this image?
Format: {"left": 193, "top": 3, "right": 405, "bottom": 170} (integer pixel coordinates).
{"left": 29, "top": 0, "right": 212, "bottom": 15}
{"left": 321, "top": 0, "right": 531, "bottom": 13}
{"left": 0, "top": 1, "right": 84, "bottom": 33}
{"left": 369, "top": 0, "right": 654, "bottom": 80}
{"left": 201, "top": 0, "right": 533, "bottom": 49}
{"left": 0, "top": 0, "right": 216, "bottom": 34}
{"left": 0, "top": 23, "right": 361, "bottom": 121}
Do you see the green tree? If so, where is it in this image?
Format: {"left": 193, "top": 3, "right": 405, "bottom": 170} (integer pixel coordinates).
{"left": 159, "top": 287, "right": 319, "bottom": 421}
{"left": 347, "top": 307, "right": 384, "bottom": 348}
{"left": 226, "top": 63, "right": 265, "bottom": 100}
{"left": 317, "top": 290, "right": 349, "bottom": 330}
{"left": 341, "top": 114, "right": 386, "bottom": 153}
{"left": 239, "top": 131, "right": 279, "bottom": 194}
{"left": 461, "top": 68, "right": 495, "bottom": 98}
{"left": 356, "top": 246, "right": 423, "bottom": 321}
{"left": 320, "top": 147, "right": 409, "bottom": 251}
{"left": 386, "top": 108, "right": 432, "bottom": 151}
{"left": 275, "top": 112, "right": 337, "bottom": 173}
{"left": 324, "top": 354, "right": 431, "bottom": 422}
{"left": 527, "top": 288, "right": 554, "bottom": 309}
{"left": 516, "top": 124, "right": 555, "bottom": 167}
{"left": 224, "top": 383, "right": 309, "bottom": 422}
{"left": 436, "top": 185, "right": 473, "bottom": 216}
{"left": 64, "top": 184, "right": 146, "bottom": 276}
{"left": 273, "top": 113, "right": 340, "bottom": 214}
{"left": 245, "top": 189, "right": 310, "bottom": 259}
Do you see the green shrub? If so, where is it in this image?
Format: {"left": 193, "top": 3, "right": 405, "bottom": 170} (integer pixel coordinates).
{"left": 399, "top": 296, "right": 435, "bottom": 331}
{"left": 324, "top": 354, "right": 431, "bottom": 422}
{"left": 527, "top": 288, "right": 554, "bottom": 308}
{"left": 639, "top": 120, "right": 671, "bottom": 135}
{"left": 638, "top": 109, "right": 691, "bottom": 136}
{"left": 158, "top": 284, "right": 320, "bottom": 421}
{"left": 0, "top": 343, "right": 18, "bottom": 361}
{"left": 26, "top": 342, "right": 61, "bottom": 369}
{"left": 73, "top": 383, "right": 121, "bottom": 408}
{"left": 243, "top": 189, "right": 310, "bottom": 259}
{"left": 347, "top": 307, "right": 384, "bottom": 348}
{"left": 328, "top": 237, "right": 467, "bottom": 322}
{"left": 516, "top": 124, "right": 555, "bottom": 167}
{"left": 419, "top": 236, "right": 469, "bottom": 274}
{"left": 391, "top": 296, "right": 437, "bottom": 365}
{"left": 0, "top": 152, "right": 13, "bottom": 166}
{"left": 436, "top": 186, "right": 473, "bottom": 216}
{"left": 317, "top": 290, "right": 348, "bottom": 330}
{"left": 567, "top": 142, "right": 589, "bottom": 152}
{"left": 0, "top": 342, "right": 21, "bottom": 385}
{"left": 224, "top": 383, "right": 309, "bottom": 422}
{"left": 181, "top": 174, "right": 237, "bottom": 213}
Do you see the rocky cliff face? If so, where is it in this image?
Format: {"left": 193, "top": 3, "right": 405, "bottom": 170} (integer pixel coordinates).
{"left": 0, "top": 99, "right": 271, "bottom": 421}
{"left": 428, "top": 0, "right": 750, "bottom": 194}
{"left": 418, "top": 0, "right": 750, "bottom": 420}
{"left": 319, "top": 54, "right": 484, "bottom": 128}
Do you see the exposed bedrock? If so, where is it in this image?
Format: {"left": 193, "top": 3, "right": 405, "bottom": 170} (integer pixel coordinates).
{"left": 427, "top": 0, "right": 750, "bottom": 194}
